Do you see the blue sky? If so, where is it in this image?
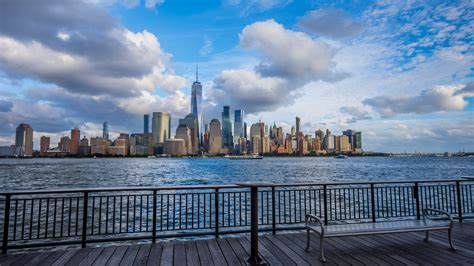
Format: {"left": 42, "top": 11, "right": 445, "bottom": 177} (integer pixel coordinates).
{"left": 0, "top": 0, "right": 472, "bottom": 152}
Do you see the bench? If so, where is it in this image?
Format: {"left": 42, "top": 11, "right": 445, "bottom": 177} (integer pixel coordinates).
{"left": 305, "top": 208, "right": 455, "bottom": 262}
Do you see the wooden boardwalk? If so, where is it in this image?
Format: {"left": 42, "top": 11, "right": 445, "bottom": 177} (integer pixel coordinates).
{"left": 1, "top": 222, "right": 473, "bottom": 265}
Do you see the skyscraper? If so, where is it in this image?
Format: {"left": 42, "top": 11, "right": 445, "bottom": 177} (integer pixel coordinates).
{"left": 233, "top": 110, "right": 244, "bottom": 145}
{"left": 103, "top": 122, "right": 109, "bottom": 140}
{"left": 209, "top": 119, "right": 222, "bottom": 154}
{"left": 40, "top": 136, "right": 50, "bottom": 156}
{"left": 144, "top": 114, "right": 150, "bottom": 134}
{"left": 152, "top": 112, "right": 171, "bottom": 145}
{"left": 191, "top": 66, "right": 203, "bottom": 147}
{"left": 179, "top": 114, "right": 199, "bottom": 153}
{"left": 295, "top": 117, "right": 301, "bottom": 134}
{"left": 221, "top": 106, "right": 233, "bottom": 148}
{"left": 70, "top": 127, "right": 80, "bottom": 155}
{"left": 15, "top": 123, "right": 33, "bottom": 157}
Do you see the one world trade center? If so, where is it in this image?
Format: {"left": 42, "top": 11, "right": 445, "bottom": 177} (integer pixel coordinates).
{"left": 191, "top": 66, "right": 203, "bottom": 147}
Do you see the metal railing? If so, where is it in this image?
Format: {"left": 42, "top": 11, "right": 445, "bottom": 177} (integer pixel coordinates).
{"left": 0, "top": 179, "right": 473, "bottom": 254}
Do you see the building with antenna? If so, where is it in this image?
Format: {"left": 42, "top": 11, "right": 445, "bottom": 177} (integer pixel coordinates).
{"left": 191, "top": 65, "right": 203, "bottom": 148}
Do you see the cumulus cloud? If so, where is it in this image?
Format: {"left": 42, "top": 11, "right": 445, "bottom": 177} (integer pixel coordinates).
{"left": 363, "top": 84, "right": 473, "bottom": 118}
{"left": 339, "top": 106, "right": 372, "bottom": 123}
{"left": 209, "top": 20, "right": 345, "bottom": 115}
{"left": 0, "top": 0, "right": 185, "bottom": 97}
{"left": 145, "top": 0, "right": 164, "bottom": 9}
{"left": 240, "top": 19, "right": 345, "bottom": 82}
{"left": 299, "top": 8, "right": 365, "bottom": 39}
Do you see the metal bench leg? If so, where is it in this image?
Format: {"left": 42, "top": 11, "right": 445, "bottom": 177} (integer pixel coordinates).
{"left": 424, "top": 230, "right": 429, "bottom": 242}
{"left": 320, "top": 236, "right": 326, "bottom": 263}
{"left": 448, "top": 228, "right": 456, "bottom": 251}
{"left": 305, "top": 230, "right": 310, "bottom": 251}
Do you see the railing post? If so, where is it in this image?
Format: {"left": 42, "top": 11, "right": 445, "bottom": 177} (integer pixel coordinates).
{"left": 2, "top": 194, "right": 11, "bottom": 255}
{"left": 271, "top": 186, "right": 276, "bottom": 235}
{"left": 323, "top": 185, "right": 328, "bottom": 225}
{"left": 152, "top": 190, "right": 157, "bottom": 243}
{"left": 370, "top": 184, "right": 376, "bottom": 223}
{"left": 81, "top": 192, "right": 88, "bottom": 249}
{"left": 456, "top": 181, "right": 463, "bottom": 223}
{"left": 215, "top": 188, "right": 219, "bottom": 238}
{"left": 414, "top": 182, "right": 420, "bottom": 220}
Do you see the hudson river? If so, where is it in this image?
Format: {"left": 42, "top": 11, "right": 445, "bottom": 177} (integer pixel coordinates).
{"left": 1, "top": 157, "right": 473, "bottom": 191}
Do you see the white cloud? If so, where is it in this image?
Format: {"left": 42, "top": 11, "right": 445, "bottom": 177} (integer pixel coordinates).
{"left": 145, "top": 0, "right": 164, "bottom": 9}
{"left": 299, "top": 8, "right": 365, "bottom": 39}
{"left": 363, "top": 84, "right": 472, "bottom": 117}
{"left": 240, "top": 19, "right": 345, "bottom": 82}
{"left": 199, "top": 38, "right": 213, "bottom": 56}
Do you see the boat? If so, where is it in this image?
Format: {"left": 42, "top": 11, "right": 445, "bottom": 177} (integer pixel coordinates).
{"left": 335, "top": 154, "right": 348, "bottom": 159}
{"left": 147, "top": 155, "right": 157, "bottom": 158}
{"left": 228, "top": 155, "right": 263, "bottom": 160}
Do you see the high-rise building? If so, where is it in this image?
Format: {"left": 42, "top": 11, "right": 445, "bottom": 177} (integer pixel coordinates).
{"left": 175, "top": 125, "right": 192, "bottom": 155}
{"left": 152, "top": 112, "right": 171, "bottom": 145}
{"left": 233, "top": 110, "right": 244, "bottom": 143}
{"left": 40, "top": 136, "right": 50, "bottom": 156}
{"left": 59, "top": 136, "right": 71, "bottom": 153}
{"left": 209, "top": 119, "right": 222, "bottom": 154}
{"left": 221, "top": 106, "right": 233, "bottom": 148}
{"left": 295, "top": 117, "right": 301, "bottom": 134}
{"left": 179, "top": 114, "right": 199, "bottom": 153}
{"left": 337, "top": 135, "right": 351, "bottom": 152}
{"left": 144, "top": 114, "right": 150, "bottom": 134}
{"left": 323, "top": 131, "right": 335, "bottom": 151}
{"left": 70, "top": 127, "right": 80, "bottom": 155}
{"left": 103, "top": 122, "right": 109, "bottom": 140}
{"left": 315, "top": 129, "right": 324, "bottom": 141}
{"left": 250, "top": 122, "right": 264, "bottom": 154}
{"left": 90, "top": 137, "right": 110, "bottom": 155}
{"left": 80, "top": 136, "right": 91, "bottom": 156}
{"left": 15, "top": 124, "right": 33, "bottom": 157}
{"left": 191, "top": 66, "right": 203, "bottom": 147}
{"left": 243, "top": 122, "right": 247, "bottom": 139}
{"left": 343, "top": 129, "right": 362, "bottom": 151}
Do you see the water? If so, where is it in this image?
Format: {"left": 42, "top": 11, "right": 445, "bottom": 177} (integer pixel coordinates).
{"left": 1, "top": 157, "right": 473, "bottom": 191}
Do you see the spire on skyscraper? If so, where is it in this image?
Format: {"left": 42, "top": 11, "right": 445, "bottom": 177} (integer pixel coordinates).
{"left": 195, "top": 64, "right": 199, "bottom": 83}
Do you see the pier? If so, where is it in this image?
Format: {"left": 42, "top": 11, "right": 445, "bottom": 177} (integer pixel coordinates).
{"left": 0, "top": 179, "right": 473, "bottom": 264}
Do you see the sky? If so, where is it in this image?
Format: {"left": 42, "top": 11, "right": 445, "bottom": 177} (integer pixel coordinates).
{"left": 0, "top": 0, "right": 473, "bottom": 152}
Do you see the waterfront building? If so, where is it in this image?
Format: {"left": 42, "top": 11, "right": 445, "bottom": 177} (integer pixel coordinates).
{"left": 175, "top": 125, "right": 192, "bottom": 154}
{"left": 40, "top": 136, "right": 50, "bottom": 156}
{"left": 70, "top": 127, "right": 80, "bottom": 155}
{"left": 250, "top": 123, "right": 264, "bottom": 154}
{"left": 263, "top": 136, "right": 271, "bottom": 154}
{"left": 191, "top": 66, "right": 203, "bottom": 147}
{"left": 90, "top": 137, "right": 110, "bottom": 155}
{"left": 209, "top": 119, "right": 222, "bottom": 154}
{"left": 343, "top": 129, "right": 362, "bottom": 152}
{"left": 233, "top": 110, "right": 244, "bottom": 148}
{"left": 0, "top": 145, "right": 15, "bottom": 157}
{"left": 178, "top": 114, "right": 199, "bottom": 153}
{"left": 79, "top": 137, "right": 90, "bottom": 156}
{"left": 338, "top": 135, "right": 351, "bottom": 153}
{"left": 129, "top": 133, "right": 153, "bottom": 156}
{"left": 203, "top": 124, "right": 209, "bottom": 152}
{"left": 163, "top": 139, "right": 186, "bottom": 156}
{"left": 144, "top": 114, "right": 150, "bottom": 134}
{"left": 152, "top": 112, "right": 171, "bottom": 146}
{"left": 291, "top": 126, "right": 296, "bottom": 136}
{"left": 221, "top": 106, "right": 233, "bottom": 149}
{"left": 243, "top": 122, "right": 247, "bottom": 139}
{"left": 59, "top": 136, "right": 71, "bottom": 153}
{"left": 103, "top": 122, "right": 109, "bottom": 140}
{"left": 108, "top": 135, "right": 129, "bottom": 156}
{"left": 15, "top": 123, "right": 33, "bottom": 157}
{"left": 324, "top": 132, "right": 335, "bottom": 151}
{"left": 314, "top": 136, "right": 322, "bottom": 152}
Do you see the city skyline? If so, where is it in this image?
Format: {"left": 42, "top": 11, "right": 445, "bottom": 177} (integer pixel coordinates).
{"left": 0, "top": 1, "right": 472, "bottom": 153}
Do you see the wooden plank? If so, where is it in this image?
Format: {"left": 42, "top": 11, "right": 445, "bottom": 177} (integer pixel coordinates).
{"left": 38, "top": 250, "right": 70, "bottom": 266}
{"left": 174, "top": 242, "right": 186, "bottom": 266}
{"left": 205, "top": 239, "right": 226, "bottom": 266}
{"left": 329, "top": 236, "right": 388, "bottom": 265}
{"left": 159, "top": 243, "right": 174, "bottom": 266}
{"left": 225, "top": 238, "right": 247, "bottom": 265}
{"left": 195, "top": 240, "right": 214, "bottom": 266}
{"left": 92, "top": 247, "right": 117, "bottom": 266}
{"left": 119, "top": 244, "right": 141, "bottom": 266}
{"left": 23, "top": 252, "right": 53, "bottom": 266}
{"left": 266, "top": 235, "right": 310, "bottom": 265}
{"left": 78, "top": 247, "right": 106, "bottom": 266}
{"left": 105, "top": 246, "right": 128, "bottom": 266}
{"left": 0, "top": 253, "right": 27, "bottom": 266}
{"left": 146, "top": 244, "right": 163, "bottom": 266}
{"left": 215, "top": 238, "right": 242, "bottom": 266}
{"left": 240, "top": 235, "right": 282, "bottom": 266}
{"left": 259, "top": 236, "right": 296, "bottom": 266}
{"left": 133, "top": 244, "right": 152, "bottom": 266}
{"left": 49, "top": 249, "right": 80, "bottom": 266}
{"left": 65, "top": 247, "right": 92, "bottom": 265}
{"left": 184, "top": 241, "right": 200, "bottom": 266}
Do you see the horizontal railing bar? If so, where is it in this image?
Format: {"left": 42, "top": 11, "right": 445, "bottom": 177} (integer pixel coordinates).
{"left": 2, "top": 179, "right": 472, "bottom": 196}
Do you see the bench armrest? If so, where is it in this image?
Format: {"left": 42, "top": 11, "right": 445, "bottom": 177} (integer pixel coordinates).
{"left": 305, "top": 214, "right": 325, "bottom": 235}
{"left": 423, "top": 208, "right": 454, "bottom": 227}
